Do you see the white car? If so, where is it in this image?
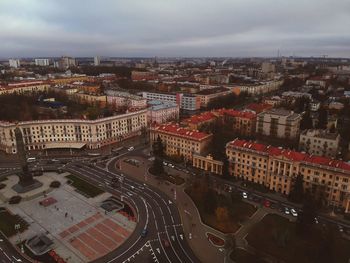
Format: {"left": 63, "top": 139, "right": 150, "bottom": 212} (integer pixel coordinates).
{"left": 163, "top": 161, "right": 168, "bottom": 166}
{"left": 128, "top": 146, "right": 134, "bottom": 151}
{"left": 242, "top": 192, "right": 248, "bottom": 199}
{"left": 290, "top": 208, "right": 298, "bottom": 217}
{"left": 314, "top": 217, "right": 319, "bottom": 224}
{"left": 169, "top": 164, "right": 175, "bottom": 168}
{"left": 284, "top": 207, "right": 290, "bottom": 215}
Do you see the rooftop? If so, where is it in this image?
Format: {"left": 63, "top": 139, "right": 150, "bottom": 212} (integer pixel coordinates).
{"left": 245, "top": 103, "right": 273, "bottom": 113}
{"left": 227, "top": 139, "right": 350, "bottom": 173}
{"left": 152, "top": 123, "right": 212, "bottom": 141}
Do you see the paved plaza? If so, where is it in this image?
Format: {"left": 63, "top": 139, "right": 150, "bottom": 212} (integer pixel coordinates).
{"left": 5, "top": 172, "right": 136, "bottom": 263}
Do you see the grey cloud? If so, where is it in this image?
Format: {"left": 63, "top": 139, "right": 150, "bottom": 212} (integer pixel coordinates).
{"left": 0, "top": 0, "right": 349, "bottom": 57}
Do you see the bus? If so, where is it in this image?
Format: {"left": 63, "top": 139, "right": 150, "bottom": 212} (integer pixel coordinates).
{"left": 27, "top": 157, "right": 36, "bottom": 163}
{"left": 87, "top": 153, "right": 101, "bottom": 157}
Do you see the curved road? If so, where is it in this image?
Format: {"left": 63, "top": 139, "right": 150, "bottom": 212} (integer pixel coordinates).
{"left": 64, "top": 158, "right": 201, "bottom": 263}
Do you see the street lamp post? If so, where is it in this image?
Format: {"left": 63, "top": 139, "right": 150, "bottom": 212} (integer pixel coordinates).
{"left": 15, "top": 224, "right": 24, "bottom": 253}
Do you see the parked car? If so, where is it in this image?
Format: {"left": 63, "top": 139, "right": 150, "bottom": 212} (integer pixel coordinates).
{"left": 242, "top": 192, "right": 248, "bottom": 199}
{"left": 284, "top": 207, "right": 290, "bottom": 215}
{"left": 290, "top": 208, "right": 298, "bottom": 217}
{"left": 128, "top": 146, "right": 134, "bottom": 151}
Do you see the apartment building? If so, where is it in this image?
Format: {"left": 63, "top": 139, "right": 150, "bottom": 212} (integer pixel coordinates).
{"left": 226, "top": 139, "right": 350, "bottom": 212}
{"left": 74, "top": 93, "right": 107, "bottom": 107}
{"left": 236, "top": 80, "right": 283, "bottom": 95}
{"left": 299, "top": 129, "right": 340, "bottom": 158}
{"left": 256, "top": 108, "right": 301, "bottom": 140}
{"left": 141, "top": 92, "right": 201, "bottom": 111}
{"left": 218, "top": 109, "right": 257, "bottom": 136}
{"left": 105, "top": 90, "right": 147, "bottom": 109}
{"left": 150, "top": 123, "right": 212, "bottom": 161}
{"left": 131, "top": 71, "right": 158, "bottom": 81}
{"left": 195, "top": 87, "right": 232, "bottom": 108}
{"left": 0, "top": 109, "right": 147, "bottom": 154}
{"left": 147, "top": 100, "right": 179, "bottom": 124}
{"left": 0, "top": 81, "right": 50, "bottom": 95}
{"left": 35, "top": 58, "right": 50, "bottom": 66}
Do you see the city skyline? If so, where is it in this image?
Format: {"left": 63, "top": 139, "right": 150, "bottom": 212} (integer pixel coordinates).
{"left": 1, "top": 0, "right": 350, "bottom": 58}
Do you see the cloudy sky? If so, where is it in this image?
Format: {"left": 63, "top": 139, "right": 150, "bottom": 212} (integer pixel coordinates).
{"left": 1, "top": 0, "right": 350, "bottom": 58}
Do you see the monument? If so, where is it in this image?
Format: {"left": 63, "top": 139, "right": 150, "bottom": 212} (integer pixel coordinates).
{"left": 12, "top": 127, "right": 42, "bottom": 193}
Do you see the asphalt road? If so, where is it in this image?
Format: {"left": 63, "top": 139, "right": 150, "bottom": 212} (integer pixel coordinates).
{"left": 0, "top": 232, "right": 29, "bottom": 263}
{"left": 63, "top": 159, "right": 201, "bottom": 263}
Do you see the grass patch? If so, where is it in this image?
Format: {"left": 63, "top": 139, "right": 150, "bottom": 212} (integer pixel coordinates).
{"left": 230, "top": 248, "right": 267, "bottom": 263}
{"left": 247, "top": 214, "right": 350, "bottom": 263}
{"left": 66, "top": 174, "right": 104, "bottom": 198}
{"left": 185, "top": 182, "right": 256, "bottom": 233}
{"left": 0, "top": 209, "right": 29, "bottom": 237}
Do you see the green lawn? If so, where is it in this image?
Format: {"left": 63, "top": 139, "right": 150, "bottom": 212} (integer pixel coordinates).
{"left": 230, "top": 248, "right": 267, "bottom": 263}
{"left": 185, "top": 186, "right": 256, "bottom": 233}
{"left": 0, "top": 209, "right": 28, "bottom": 237}
{"left": 247, "top": 214, "right": 350, "bottom": 263}
{"left": 66, "top": 174, "right": 104, "bottom": 198}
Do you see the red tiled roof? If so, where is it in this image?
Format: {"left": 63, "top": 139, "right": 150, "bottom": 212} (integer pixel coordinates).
{"left": 228, "top": 139, "right": 350, "bottom": 172}
{"left": 183, "top": 111, "right": 217, "bottom": 124}
{"left": 245, "top": 103, "right": 273, "bottom": 113}
{"left": 152, "top": 123, "right": 211, "bottom": 141}
{"left": 217, "top": 109, "right": 256, "bottom": 119}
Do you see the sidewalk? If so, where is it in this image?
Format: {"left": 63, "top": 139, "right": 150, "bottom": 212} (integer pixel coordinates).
{"left": 116, "top": 157, "right": 231, "bottom": 263}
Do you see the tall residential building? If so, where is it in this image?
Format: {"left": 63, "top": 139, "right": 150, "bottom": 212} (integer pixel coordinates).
{"left": 94, "top": 56, "right": 100, "bottom": 66}
{"left": 299, "top": 129, "right": 340, "bottom": 158}
{"left": 56, "top": 56, "right": 76, "bottom": 69}
{"left": 9, "top": 59, "right": 20, "bottom": 68}
{"left": 150, "top": 123, "right": 212, "bottom": 161}
{"left": 256, "top": 108, "right": 301, "bottom": 140}
{"left": 35, "top": 58, "right": 50, "bottom": 66}
{"left": 0, "top": 109, "right": 147, "bottom": 154}
{"left": 226, "top": 139, "right": 350, "bottom": 212}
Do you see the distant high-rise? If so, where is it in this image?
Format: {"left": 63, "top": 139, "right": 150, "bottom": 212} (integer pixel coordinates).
{"left": 35, "top": 58, "right": 50, "bottom": 66}
{"left": 9, "top": 59, "right": 20, "bottom": 68}
{"left": 56, "top": 56, "right": 76, "bottom": 69}
{"left": 94, "top": 56, "right": 100, "bottom": 66}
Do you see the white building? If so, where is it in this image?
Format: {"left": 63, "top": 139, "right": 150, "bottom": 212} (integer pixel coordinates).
{"left": 147, "top": 100, "right": 179, "bottom": 124}
{"left": 0, "top": 109, "right": 147, "bottom": 154}
{"left": 9, "top": 59, "right": 20, "bottom": 68}
{"left": 0, "top": 81, "right": 50, "bottom": 95}
{"left": 256, "top": 108, "right": 301, "bottom": 140}
{"left": 94, "top": 56, "right": 100, "bottom": 66}
{"left": 236, "top": 80, "right": 283, "bottom": 95}
{"left": 141, "top": 92, "right": 201, "bottom": 111}
{"left": 299, "top": 129, "right": 340, "bottom": 158}
{"left": 35, "top": 58, "right": 50, "bottom": 66}
{"left": 105, "top": 90, "right": 147, "bottom": 109}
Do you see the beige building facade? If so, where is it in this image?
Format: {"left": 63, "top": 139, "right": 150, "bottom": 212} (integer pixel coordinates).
{"left": 150, "top": 123, "right": 212, "bottom": 161}
{"left": 226, "top": 139, "right": 350, "bottom": 212}
{"left": 0, "top": 109, "right": 147, "bottom": 154}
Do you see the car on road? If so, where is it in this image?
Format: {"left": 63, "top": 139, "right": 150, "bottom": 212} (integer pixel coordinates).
{"left": 163, "top": 161, "right": 168, "bottom": 166}
{"left": 263, "top": 200, "right": 271, "bottom": 208}
{"left": 128, "top": 146, "right": 134, "bottom": 151}
{"left": 163, "top": 239, "right": 170, "bottom": 248}
{"left": 168, "top": 163, "right": 175, "bottom": 168}
{"left": 338, "top": 225, "right": 344, "bottom": 232}
{"left": 242, "top": 192, "right": 248, "bottom": 199}
{"left": 284, "top": 207, "right": 290, "bottom": 215}
{"left": 290, "top": 208, "right": 298, "bottom": 217}
{"left": 141, "top": 229, "right": 148, "bottom": 237}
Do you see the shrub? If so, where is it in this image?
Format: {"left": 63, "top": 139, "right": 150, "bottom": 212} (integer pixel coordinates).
{"left": 50, "top": 181, "right": 61, "bottom": 188}
{"left": 9, "top": 195, "right": 22, "bottom": 204}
